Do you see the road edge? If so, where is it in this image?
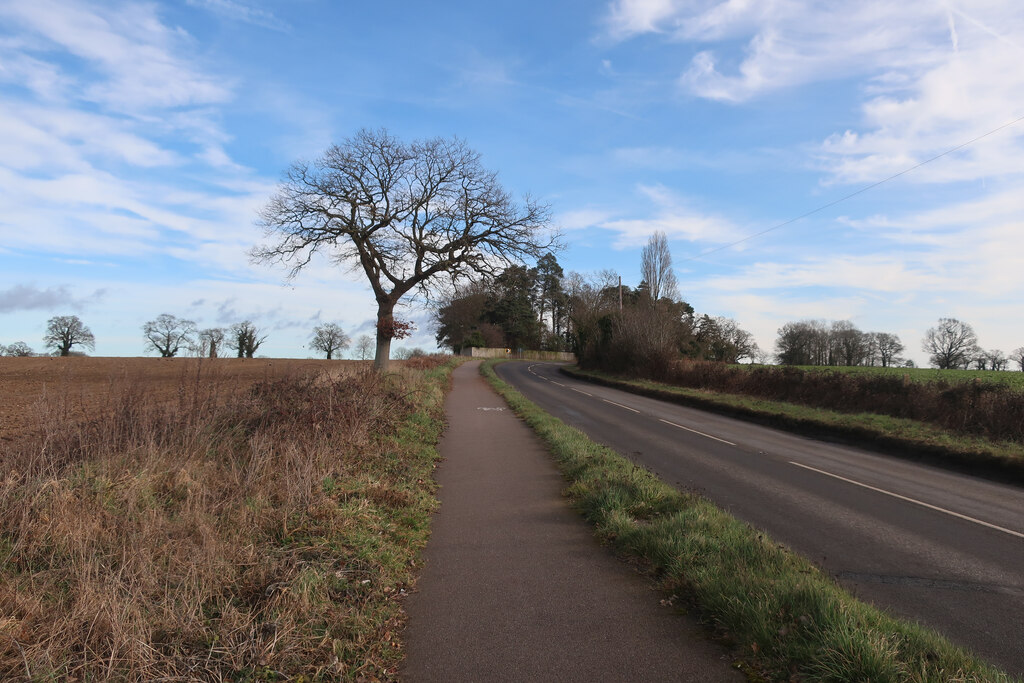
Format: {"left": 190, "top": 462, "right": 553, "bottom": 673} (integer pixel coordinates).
{"left": 560, "top": 365, "right": 1024, "bottom": 487}
{"left": 485, "top": 359, "right": 1016, "bottom": 683}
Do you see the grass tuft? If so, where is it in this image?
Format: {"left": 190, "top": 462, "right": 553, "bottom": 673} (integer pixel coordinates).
{"left": 482, "top": 359, "right": 1015, "bottom": 682}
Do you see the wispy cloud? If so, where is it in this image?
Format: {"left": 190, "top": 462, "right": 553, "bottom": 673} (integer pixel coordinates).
{"left": 586, "top": 184, "right": 742, "bottom": 248}
{"left": 602, "top": 1, "right": 1024, "bottom": 186}
{"left": 186, "top": 0, "right": 290, "bottom": 31}
{"left": 0, "top": 0, "right": 233, "bottom": 113}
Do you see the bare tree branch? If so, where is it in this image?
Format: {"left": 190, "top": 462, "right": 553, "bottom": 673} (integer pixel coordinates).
{"left": 254, "top": 128, "right": 560, "bottom": 368}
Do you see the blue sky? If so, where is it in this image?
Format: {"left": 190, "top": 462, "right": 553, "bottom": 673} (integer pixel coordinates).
{"left": 2, "top": 0, "right": 1024, "bottom": 364}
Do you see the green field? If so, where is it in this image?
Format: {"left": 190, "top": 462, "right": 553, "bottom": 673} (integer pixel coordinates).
{"left": 744, "top": 364, "right": 1024, "bottom": 387}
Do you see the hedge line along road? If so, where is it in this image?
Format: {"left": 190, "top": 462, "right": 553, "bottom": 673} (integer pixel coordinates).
{"left": 494, "top": 361, "right": 1024, "bottom": 677}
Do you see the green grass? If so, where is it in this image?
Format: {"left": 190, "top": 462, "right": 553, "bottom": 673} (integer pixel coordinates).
{"left": 564, "top": 366, "right": 1024, "bottom": 482}
{"left": 481, "top": 359, "right": 1016, "bottom": 683}
{"left": 748, "top": 364, "right": 1024, "bottom": 388}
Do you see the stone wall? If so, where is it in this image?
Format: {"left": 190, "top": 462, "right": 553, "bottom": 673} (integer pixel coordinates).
{"left": 459, "top": 347, "right": 577, "bottom": 363}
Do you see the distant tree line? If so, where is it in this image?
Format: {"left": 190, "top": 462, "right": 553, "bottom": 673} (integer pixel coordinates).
{"left": 775, "top": 320, "right": 907, "bottom": 367}
{"left": 773, "top": 317, "right": 1019, "bottom": 371}
{"left": 434, "top": 232, "right": 761, "bottom": 375}
{"left": 1, "top": 314, "right": 378, "bottom": 360}
{"left": 7, "top": 304, "right": 1024, "bottom": 372}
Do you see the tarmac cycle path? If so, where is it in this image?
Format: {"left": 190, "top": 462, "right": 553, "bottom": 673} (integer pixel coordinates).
{"left": 400, "top": 361, "right": 740, "bottom": 682}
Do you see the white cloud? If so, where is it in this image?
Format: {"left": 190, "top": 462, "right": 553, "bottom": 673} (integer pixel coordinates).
{"left": 817, "top": 37, "right": 1024, "bottom": 184}
{"left": 603, "top": 1, "right": 1024, "bottom": 186}
{"left": 557, "top": 208, "right": 614, "bottom": 231}
{"left": 605, "top": 1, "right": 952, "bottom": 101}
{"left": 604, "top": 0, "right": 680, "bottom": 40}
{"left": 594, "top": 184, "right": 742, "bottom": 248}
{"left": 186, "top": 0, "right": 290, "bottom": 32}
{"left": 0, "top": 0, "right": 232, "bottom": 112}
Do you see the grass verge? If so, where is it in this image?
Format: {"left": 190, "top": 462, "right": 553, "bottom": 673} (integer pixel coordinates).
{"left": 562, "top": 366, "right": 1024, "bottom": 486}
{"left": 0, "top": 356, "right": 454, "bottom": 681}
{"left": 482, "top": 360, "right": 1014, "bottom": 682}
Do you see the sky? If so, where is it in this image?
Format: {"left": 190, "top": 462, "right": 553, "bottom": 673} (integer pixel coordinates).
{"left": 2, "top": 0, "right": 1023, "bottom": 365}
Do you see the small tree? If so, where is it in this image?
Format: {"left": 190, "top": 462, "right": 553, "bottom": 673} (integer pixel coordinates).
{"left": 228, "top": 321, "right": 266, "bottom": 358}
{"left": 44, "top": 315, "right": 95, "bottom": 356}
{"left": 640, "top": 231, "right": 679, "bottom": 302}
{"left": 143, "top": 314, "right": 196, "bottom": 358}
{"left": 354, "top": 334, "right": 374, "bottom": 361}
{"left": 255, "top": 128, "right": 557, "bottom": 370}
{"left": 873, "top": 332, "right": 905, "bottom": 368}
{"left": 1011, "top": 347, "right": 1024, "bottom": 372}
{"left": 4, "top": 341, "right": 34, "bottom": 357}
{"left": 922, "top": 318, "right": 978, "bottom": 369}
{"left": 309, "top": 322, "right": 351, "bottom": 359}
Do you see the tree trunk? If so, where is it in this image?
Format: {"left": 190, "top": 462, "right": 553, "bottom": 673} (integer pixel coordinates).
{"left": 374, "top": 301, "right": 395, "bottom": 370}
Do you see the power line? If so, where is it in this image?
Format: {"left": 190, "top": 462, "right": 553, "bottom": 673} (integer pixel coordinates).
{"left": 679, "top": 113, "right": 1024, "bottom": 264}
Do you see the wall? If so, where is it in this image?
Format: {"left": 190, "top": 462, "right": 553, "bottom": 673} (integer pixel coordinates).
{"left": 459, "top": 347, "right": 577, "bottom": 362}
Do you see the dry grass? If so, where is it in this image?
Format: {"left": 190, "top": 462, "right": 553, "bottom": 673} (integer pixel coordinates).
{"left": 0, "top": 356, "right": 453, "bottom": 681}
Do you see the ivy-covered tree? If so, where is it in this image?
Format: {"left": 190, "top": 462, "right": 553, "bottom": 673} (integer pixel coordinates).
{"left": 228, "top": 321, "right": 266, "bottom": 358}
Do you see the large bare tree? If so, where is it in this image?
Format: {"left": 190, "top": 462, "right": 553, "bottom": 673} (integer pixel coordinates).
{"left": 640, "top": 231, "right": 679, "bottom": 302}
{"left": 143, "top": 314, "right": 196, "bottom": 358}
{"left": 254, "top": 128, "right": 557, "bottom": 369}
{"left": 922, "top": 317, "right": 979, "bottom": 369}
{"left": 309, "top": 322, "right": 351, "bottom": 359}
{"left": 44, "top": 315, "right": 95, "bottom": 356}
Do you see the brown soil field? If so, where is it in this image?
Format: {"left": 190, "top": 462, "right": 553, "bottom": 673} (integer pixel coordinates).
{"left": 0, "top": 356, "right": 357, "bottom": 442}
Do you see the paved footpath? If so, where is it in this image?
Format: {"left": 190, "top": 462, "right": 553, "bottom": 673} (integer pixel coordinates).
{"left": 400, "top": 361, "right": 741, "bottom": 682}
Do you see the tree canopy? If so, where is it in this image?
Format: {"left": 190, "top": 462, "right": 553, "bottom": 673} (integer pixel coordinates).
{"left": 143, "top": 314, "right": 196, "bottom": 358}
{"left": 255, "top": 128, "right": 558, "bottom": 369}
{"left": 44, "top": 315, "right": 95, "bottom": 356}
{"left": 309, "top": 322, "right": 351, "bottom": 360}
{"left": 922, "top": 318, "right": 979, "bottom": 369}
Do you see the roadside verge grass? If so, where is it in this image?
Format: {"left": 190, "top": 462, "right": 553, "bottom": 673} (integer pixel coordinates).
{"left": 481, "top": 360, "right": 1014, "bottom": 682}
{"left": 0, "top": 357, "right": 453, "bottom": 681}
{"left": 562, "top": 366, "right": 1024, "bottom": 486}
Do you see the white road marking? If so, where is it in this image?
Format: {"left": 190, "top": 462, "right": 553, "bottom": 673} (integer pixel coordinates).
{"left": 789, "top": 461, "right": 1024, "bottom": 540}
{"left": 570, "top": 388, "right": 593, "bottom": 397}
{"left": 658, "top": 419, "right": 736, "bottom": 446}
{"left": 602, "top": 399, "right": 640, "bottom": 414}
{"left": 551, "top": 381, "right": 566, "bottom": 387}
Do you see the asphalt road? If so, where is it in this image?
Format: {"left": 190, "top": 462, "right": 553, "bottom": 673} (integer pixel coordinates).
{"left": 495, "top": 361, "right": 1024, "bottom": 677}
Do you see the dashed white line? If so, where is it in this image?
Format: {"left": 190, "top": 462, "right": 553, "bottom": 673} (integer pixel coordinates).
{"left": 658, "top": 419, "right": 736, "bottom": 446}
{"left": 789, "top": 461, "right": 1024, "bottom": 540}
{"left": 570, "top": 388, "right": 593, "bottom": 397}
{"left": 602, "top": 399, "right": 640, "bottom": 414}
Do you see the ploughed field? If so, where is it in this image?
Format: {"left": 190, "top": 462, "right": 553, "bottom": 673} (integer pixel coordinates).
{"left": 0, "top": 356, "right": 348, "bottom": 441}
